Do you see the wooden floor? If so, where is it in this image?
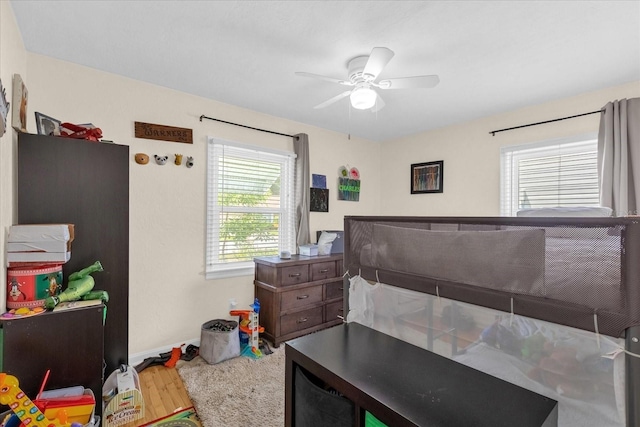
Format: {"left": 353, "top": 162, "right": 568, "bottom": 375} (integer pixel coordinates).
{"left": 119, "top": 365, "right": 194, "bottom": 427}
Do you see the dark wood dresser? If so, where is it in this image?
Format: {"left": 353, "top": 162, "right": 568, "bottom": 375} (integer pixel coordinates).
{"left": 254, "top": 254, "right": 344, "bottom": 347}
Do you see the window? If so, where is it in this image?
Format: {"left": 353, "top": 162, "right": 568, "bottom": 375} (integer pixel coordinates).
{"left": 206, "top": 138, "right": 296, "bottom": 279}
{"left": 500, "top": 135, "right": 598, "bottom": 216}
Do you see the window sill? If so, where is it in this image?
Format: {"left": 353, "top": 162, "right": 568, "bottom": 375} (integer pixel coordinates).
{"left": 206, "top": 265, "right": 255, "bottom": 280}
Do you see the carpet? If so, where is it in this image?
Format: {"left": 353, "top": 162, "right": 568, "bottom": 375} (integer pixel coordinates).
{"left": 176, "top": 345, "right": 285, "bottom": 427}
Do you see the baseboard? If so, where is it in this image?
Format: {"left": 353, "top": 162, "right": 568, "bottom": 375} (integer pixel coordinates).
{"left": 128, "top": 337, "right": 200, "bottom": 367}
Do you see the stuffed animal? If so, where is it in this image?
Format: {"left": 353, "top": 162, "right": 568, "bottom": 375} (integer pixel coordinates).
{"left": 44, "top": 261, "right": 108, "bottom": 309}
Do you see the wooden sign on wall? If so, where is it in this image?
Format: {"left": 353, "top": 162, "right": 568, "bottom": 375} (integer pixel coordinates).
{"left": 134, "top": 121, "right": 193, "bottom": 144}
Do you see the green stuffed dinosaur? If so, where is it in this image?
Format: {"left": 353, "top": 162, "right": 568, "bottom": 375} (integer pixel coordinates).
{"left": 44, "top": 261, "right": 109, "bottom": 309}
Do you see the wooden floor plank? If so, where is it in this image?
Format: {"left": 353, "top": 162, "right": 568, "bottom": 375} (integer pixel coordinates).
{"left": 117, "top": 365, "right": 193, "bottom": 427}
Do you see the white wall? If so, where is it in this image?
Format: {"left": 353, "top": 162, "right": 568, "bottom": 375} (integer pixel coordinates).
{"left": 23, "top": 53, "right": 381, "bottom": 357}
{"left": 0, "top": 1, "right": 28, "bottom": 311}
{"left": 380, "top": 81, "right": 640, "bottom": 216}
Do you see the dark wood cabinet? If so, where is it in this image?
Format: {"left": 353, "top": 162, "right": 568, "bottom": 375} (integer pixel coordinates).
{"left": 16, "top": 133, "right": 129, "bottom": 377}
{"left": 0, "top": 306, "right": 104, "bottom": 415}
{"left": 286, "top": 322, "right": 558, "bottom": 427}
{"left": 254, "top": 254, "right": 344, "bottom": 347}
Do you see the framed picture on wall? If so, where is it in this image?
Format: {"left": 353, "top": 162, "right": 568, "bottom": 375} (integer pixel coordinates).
{"left": 310, "top": 188, "right": 329, "bottom": 212}
{"left": 34, "top": 112, "right": 61, "bottom": 136}
{"left": 411, "top": 160, "right": 443, "bottom": 194}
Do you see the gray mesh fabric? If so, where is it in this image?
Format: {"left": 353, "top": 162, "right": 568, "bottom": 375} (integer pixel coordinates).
{"left": 344, "top": 216, "right": 640, "bottom": 338}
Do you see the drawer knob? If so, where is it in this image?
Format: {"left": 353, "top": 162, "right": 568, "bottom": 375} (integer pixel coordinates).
{"left": 289, "top": 273, "right": 301, "bottom": 278}
{"left": 319, "top": 269, "right": 329, "bottom": 273}
{"left": 296, "top": 295, "right": 309, "bottom": 300}
{"left": 339, "top": 287, "right": 343, "bottom": 291}
{"left": 297, "top": 317, "right": 308, "bottom": 323}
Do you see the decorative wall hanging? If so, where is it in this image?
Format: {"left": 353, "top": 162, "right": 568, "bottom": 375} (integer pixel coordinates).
{"left": 338, "top": 165, "right": 360, "bottom": 201}
{"left": 134, "top": 121, "right": 193, "bottom": 144}
{"left": 0, "top": 79, "right": 9, "bottom": 137}
{"left": 12, "top": 74, "right": 28, "bottom": 132}
{"left": 34, "top": 112, "right": 61, "bottom": 136}
{"left": 154, "top": 155, "right": 169, "bottom": 165}
{"left": 312, "top": 174, "right": 326, "bottom": 189}
{"left": 310, "top": 188, "right": 329, "bottom": 212}
{"left": 411, "top": 160, "right": 443, "bottom": 194}
{"left": 135, "top": 153, "right": 149, "bottom": 165}
{"left": 175, "top": 154, "right": 183, "bottom": 165}
{"left": 186, "top": 156, "right": 194, "bottom": 168}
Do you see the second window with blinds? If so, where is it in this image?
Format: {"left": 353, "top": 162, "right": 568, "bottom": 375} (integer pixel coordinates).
{"left": 206, "top": 138, "right": 296, "bottom": 279}
{"left": 500, "top": 134, "right": 599, "bottom": 216}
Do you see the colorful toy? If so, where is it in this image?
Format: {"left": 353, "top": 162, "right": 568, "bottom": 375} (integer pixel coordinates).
{"left": 0, "top": 373, "right": 69, "bottom": 426}
{"left": 230, "top": 298, "right": 264, "bottom": 359}
{"left": 164, "top": 344, "right": 185, "bottom": 368}
{"left": 44, "top": 261, "right": 108, "bottom": 310}
{"left": 0, "top": 306, "right": 46, "bottom": 320}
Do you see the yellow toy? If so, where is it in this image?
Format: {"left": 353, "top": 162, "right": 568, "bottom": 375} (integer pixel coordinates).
{"left": 0, "top": 373, "right": 69, "bottom": 426}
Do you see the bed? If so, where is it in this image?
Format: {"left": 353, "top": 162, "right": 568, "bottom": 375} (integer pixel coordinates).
{"left": 343, "top": 215, "right": 640, "bottom": 427}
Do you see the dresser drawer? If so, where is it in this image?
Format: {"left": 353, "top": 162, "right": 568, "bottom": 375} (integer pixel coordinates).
{"left": 280, "top": 286, "right": 323, "bottom": 311}
{"left": 281, "top": 265, "right": 309, "bottom": 286}
{"left": 325, "top": 301, "right": 344, "bottom": 322}
{"left": 310, "top": 261, "right": 336, "bottom": 281}
{"left": 280, "top": 306, "right": 323, "bottom": 335}
{"left": 325, "top": 280, "right": 344, "bottom": 300}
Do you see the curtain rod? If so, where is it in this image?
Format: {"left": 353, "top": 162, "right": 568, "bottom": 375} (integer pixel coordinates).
{"left": 199, "top": 115, "right": 295, "bottom": 138}
{"left": 489, "top": 109, "right": 603, "bottom": 136}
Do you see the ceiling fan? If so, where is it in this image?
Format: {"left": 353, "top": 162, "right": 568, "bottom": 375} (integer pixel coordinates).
{"left": 295, "top": 47, "right": 440, "bottom": 112}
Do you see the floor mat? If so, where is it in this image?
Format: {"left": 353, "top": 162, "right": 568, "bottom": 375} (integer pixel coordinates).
{"left": 140, "top": 406, "right": 203, "bottom": 427}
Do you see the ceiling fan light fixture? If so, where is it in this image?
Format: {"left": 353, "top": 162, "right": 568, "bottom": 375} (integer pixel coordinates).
{"left": 350, "top": 86, "right": 377, "bottom": 110}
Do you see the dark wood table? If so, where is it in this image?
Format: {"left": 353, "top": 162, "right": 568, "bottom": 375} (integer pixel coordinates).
{"left": 285, "top": 322, "right": 558, "bottom": 427}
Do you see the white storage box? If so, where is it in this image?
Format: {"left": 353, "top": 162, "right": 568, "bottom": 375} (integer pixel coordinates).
{"left": 299, "top": 244, "right": 318, "bottom": 256}
{"left": 102, "top": 365, "right": 144, "bottom": 427}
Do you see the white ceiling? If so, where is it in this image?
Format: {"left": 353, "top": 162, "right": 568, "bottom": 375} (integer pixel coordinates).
{"left": 9, "top": 1, "right": 640, "bottom": 142}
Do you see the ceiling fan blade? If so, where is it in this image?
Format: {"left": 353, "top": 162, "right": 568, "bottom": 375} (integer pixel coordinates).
{"left": 378, "top": 75, "right": 440, "bottom": 90}
{"left": 362, "top": 47, "right": 394, "bottom": 80}
{"left": 295, "top": 72, "right": 352, "bottom": 86}
{"left": 371, "top": 94, "right": 385, "bottom": 113}
{"left": 314, "top": 91, "right": 352, "bottom": 109}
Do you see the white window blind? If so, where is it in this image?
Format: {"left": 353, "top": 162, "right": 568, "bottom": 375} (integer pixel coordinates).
{"left": 500, "top": 135, "right": 598, "bottom": 216}
{"left": 207, "top": 138, "right": 296, "bottom": 279}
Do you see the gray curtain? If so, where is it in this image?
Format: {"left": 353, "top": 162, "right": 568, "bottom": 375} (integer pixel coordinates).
{"left": 294, "top": 133, "right": 310, "bottom": 248}
{"left": 598, "top": 98, "right": 640, "bottom": 216}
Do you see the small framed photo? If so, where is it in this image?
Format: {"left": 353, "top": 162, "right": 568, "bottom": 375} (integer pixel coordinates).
{"left": 310, "top": 188, "right": 329, "bottom": 212}
{"left": 411, "top": 160, "right": 443, "bottom": 194}
{"left": 35, "top": 112, "right": 61, "bottom": 136}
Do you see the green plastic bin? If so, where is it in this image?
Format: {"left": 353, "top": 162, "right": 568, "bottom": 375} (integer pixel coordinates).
{"left": 365, "top": 411, "right": 388, "bottom": 427}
